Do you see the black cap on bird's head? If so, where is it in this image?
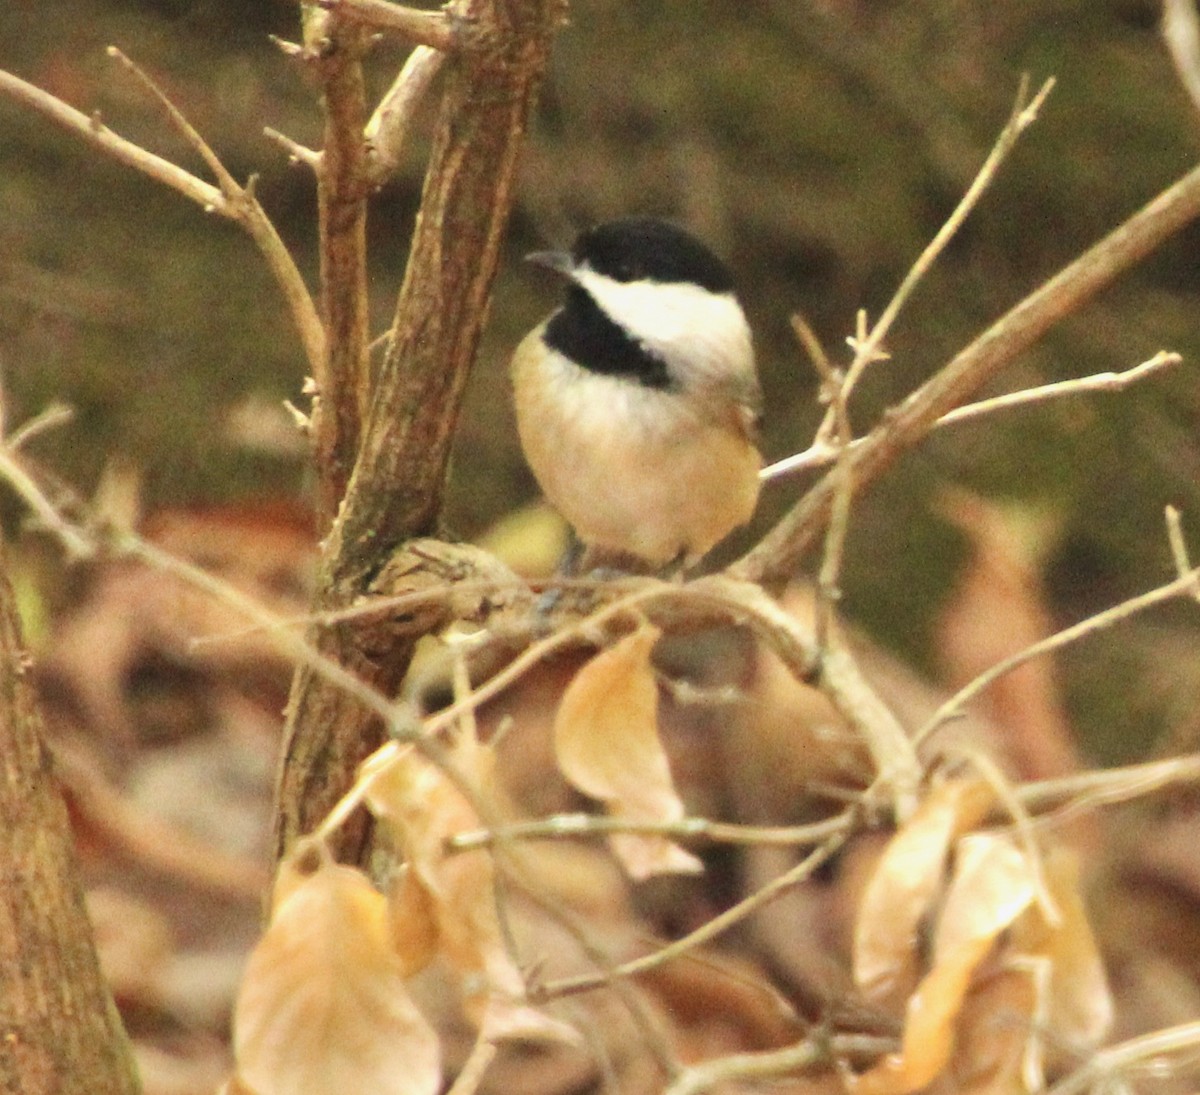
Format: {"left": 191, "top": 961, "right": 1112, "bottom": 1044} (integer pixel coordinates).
{"left": 527, "top": 216, "right": 737, "bottom": 294}
{"left": 527, "top": 216, "right": 754, "bottom": 396}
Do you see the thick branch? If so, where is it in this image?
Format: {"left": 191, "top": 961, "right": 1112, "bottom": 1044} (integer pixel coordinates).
{"left": 0, "top": 534, "right": 141, "bottom": 1095}
{"left": 734, "top": 158, "right": 1200, "bottom": 586}
{"left": 319, "top": 0, "right": 463, "bottom": 51}
{"left": 274, "top": 0, "right": 561, "bottom": 860}
{"left": 304, "top": 13, "right": 373, "bottom": 520}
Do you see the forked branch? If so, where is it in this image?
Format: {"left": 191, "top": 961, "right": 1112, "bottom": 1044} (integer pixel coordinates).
{"left": 0, "top": 59, "right": 325, "bottom": 383}
{"left": 737, "top": 157, "right": 1200, "bottom": 587}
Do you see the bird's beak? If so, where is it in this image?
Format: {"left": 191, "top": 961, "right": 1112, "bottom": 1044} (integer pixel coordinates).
{"left": 525, "top": 249, "right": 575, "bottom": 278}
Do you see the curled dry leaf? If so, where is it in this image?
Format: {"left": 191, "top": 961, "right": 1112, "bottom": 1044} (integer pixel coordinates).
{"left": 364, "top": 738, "right": 579, "bottom": 1045}
{"left": 853, "top": 778, "right": 995, "bottom": 1006}
{"left": 851, "top": 832, "right": 1038, "bottom": 1095}
{"left": 232, "top": 848, "right": 441, "bottom": 1095}
{"left": 1010, "top": 848, "right": 1113, "bottom": 1058}
{"left": 931, "top": 846, "right": 1111, "bottom": 1094}
{"left": 553, "top": 625, "right": 702, "bottom": 879}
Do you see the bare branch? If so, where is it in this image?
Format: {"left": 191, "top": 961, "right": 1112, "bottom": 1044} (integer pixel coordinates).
{"left": 263, "top": 125, "right": 322, "bottom": 170}
{"left": 366, "top": 45, "right": 446, "bottom": 186}
{"left": 1046, "top": 1020, "right": 1200, "bottom": 1095}
{"left": 276, "top": 0, "right": 561, "bottom": 857}
{"left": 444, "top": 1034, "right": 498, "bottom": 1095}
{"left": 1016, "top": 752, "right": 1200, "bottom": 815}
{"left": 318, "top": 0, "right": 462, "bottom": 50}
{"left": 936, "top": 348, "right": 1183, "bottom": 426}
{"left": 665, "top": 1034, "right": 895, "bottom": 1095}
{"left": 0, "top": 446, "right": 94, "bottom": 560}
{"left": 0, "top": 61, "right": 327, "bottom": 386}
{"left": 530, "top": 812, "right": 855, "bottom": 1002}
{"left": 105, "top": 48, "right": 326, "bottom": 381}
{"left": 0, "top": 66, "right": 223, "bottom": 208}
{"left": 447, "top": 810, "right": 853, "bottom": 853}
{"left": 915, "top": 561, "right": 1200, "bottom": 747}
{"left": 106, "top": 47, "right": 239, "bottom": 194}
{"left": 6, "top": 402, "right": 75, "bottom": 451}
{"left": 737, "top": 156, "right": 1200, "bottom": 585}
{"left": 761, "top": 350, "right": 1185, "bottom": 481}
{"left": 839, "top": 77, "right": 1055, "bottom": 401}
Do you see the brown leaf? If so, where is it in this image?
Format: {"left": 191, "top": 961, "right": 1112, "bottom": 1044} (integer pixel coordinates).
{"left": 951, "top": 967, "right": 1037, "bottom": 1095}
{"left": 851, "top": 833, "right": 1037, "bottom": 1095}
{"left": 853, "top": 778, "right": 994, "bottom": 1006}
{"left": 1010, "top": 849, "right": 1112, "bottom": 1060}
{"left": 365, "top": 739, "right": 580, "bottom": 1045}
{"left": 232, "top": 849, "right": 440, "bottom": 1095}
{"left": 934, "top": 490, "right": 1080, "bottom": 781}
{"left": 388, "top": 864, "right": 442, "bottom": 978}
{"left": 553, "top": 626, "right": 702, "bottom": 878}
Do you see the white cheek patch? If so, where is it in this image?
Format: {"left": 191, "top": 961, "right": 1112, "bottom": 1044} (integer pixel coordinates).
{"left": 572, "top": 268, "right": 754, "bottom": 389}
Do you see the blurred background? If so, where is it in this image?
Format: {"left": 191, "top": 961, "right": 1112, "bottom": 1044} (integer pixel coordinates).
{"left": 3, "top": 0, "right": 1199, "bottom": 762}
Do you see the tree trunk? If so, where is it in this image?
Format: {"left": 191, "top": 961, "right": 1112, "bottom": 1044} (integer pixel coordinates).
{"left": 0, "top": 536, "right": 141, "bottom": 1095}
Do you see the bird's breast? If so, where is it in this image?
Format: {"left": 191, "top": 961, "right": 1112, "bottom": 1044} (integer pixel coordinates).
{"left": 511, "top": 332, "right": 761, "bottom": 564}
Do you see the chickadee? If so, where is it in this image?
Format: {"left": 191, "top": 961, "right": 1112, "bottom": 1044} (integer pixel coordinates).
{"left": 511, "top": 216, "right": 762, "bottom": 571}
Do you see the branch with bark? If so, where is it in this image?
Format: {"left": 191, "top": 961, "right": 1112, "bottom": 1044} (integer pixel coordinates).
{"left": 0, "top": 528, "right": 141, "bottom": 1095}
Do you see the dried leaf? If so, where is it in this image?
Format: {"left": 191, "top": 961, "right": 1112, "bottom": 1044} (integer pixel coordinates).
{"left": 1011, "top": 849, "right": 1112, "bottom": 1054}
{"left": 389, "top": 864, "right": 441, "bottom": 977}
{"left": 853, "top": 778, "right": 994, "bottom": 1004}
{"left": 934, "top": 491, "right": 1079, "bottom": 781}
{"left": 951, "top": 968, "right": 1038, "bottom": 1095}
{"left": 366, "top": 740, "right": 580, "bottom": 1046}
{"left": 554, "top": 625, "right": 702, "bottom": 879}
{"left": 232, "top": 850, "right": 440, "bottom": 1095}
{"left": 851, "top": 833, "right": 1037, "bottom": 1095}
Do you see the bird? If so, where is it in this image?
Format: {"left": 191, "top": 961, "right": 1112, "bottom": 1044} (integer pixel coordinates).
{"left": 511, "top": 216, "right": 762, "bottom": 573}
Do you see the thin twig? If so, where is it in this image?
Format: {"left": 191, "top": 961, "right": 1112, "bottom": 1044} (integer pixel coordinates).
{"left": 665, "top": 1033, "right": 896, "bottom": 1095}
{"left": 105, "top": 49, "right": 326, "bottom": 381}
{"left": 1015, "top": 751, "right": 1200, "bottom": 814}
{"left": 1046, "top": 1020, "right": 1200, "bottom": 1095}
{"left": 530, "top": 811, "right": 855, "bottom": 1002}
{"left": 814, "top": 312, "right": 865, "bottom": 656}
{"left": 0, "top": 60, "right": 326, "bottom": 382}
{"left": 0, "top": 447, "right": 94, "bottom": 560}
{"left": 938, "top": 349, "right": 1183, "bottom": 427}
{"left": 759, "top": 79, "right": 1054, "bottom": 489}
{"left": 944, "top": 746, "right": 1061, "bottom": 926}
{"left": 0, "top": 67, "right": 223, "bottom": 208}
{"left": 738, "top": 155, "right": 1200, "bottom": 584}
{"left": 839, "top": 76, "right": 1055, "bottom": 399}
{"left": 447, "top": 811, "right": 853, "bottom": 853}
{"left": 263, "top": 126, "right": 322, "bottom": 170}
{"left": 1164, "top": 503, "right": 1200, "bottom": 605}
{"left": 6, "top": 402, "right": 75, "bottom": 451}
{"left": 422, "top": 583, "right": 664, "bottom": 735}
{"left": 105, "top": 47, "right": 238, "bottom": 193}
{"left": 915, "top": 563, "right": 1200, "bottom": 747}
{"left": 762, "top": 319, "right": 1181, "bottom": 484}
{"left": 445, "top": 1035, "right": 498, "bottom": 1095}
